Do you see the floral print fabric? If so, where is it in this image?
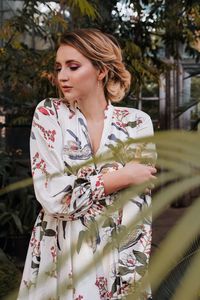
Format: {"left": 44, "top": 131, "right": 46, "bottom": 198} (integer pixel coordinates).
{"left": 18, "top": 98, "right": 154, "bottom": 300}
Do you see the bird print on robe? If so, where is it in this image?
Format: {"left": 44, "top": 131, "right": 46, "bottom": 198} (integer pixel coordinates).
{"left": 64, "top": 128, "right": 92, "bottom": 160}
{"left": 17, "top": 98, "right": 155, "bottom": 300}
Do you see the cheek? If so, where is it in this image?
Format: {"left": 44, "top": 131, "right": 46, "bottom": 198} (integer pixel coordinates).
{"left": 75, "top": 67, "right": 97, "bottom": 85}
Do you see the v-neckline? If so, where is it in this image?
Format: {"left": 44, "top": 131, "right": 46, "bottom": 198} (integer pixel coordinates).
{"left": 77, "top": 103, "right": 114, "bottom": 156}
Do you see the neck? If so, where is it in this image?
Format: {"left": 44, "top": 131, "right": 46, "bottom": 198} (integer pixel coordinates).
{"left": 76, "top": 90, "right": 108, "bottom": 121}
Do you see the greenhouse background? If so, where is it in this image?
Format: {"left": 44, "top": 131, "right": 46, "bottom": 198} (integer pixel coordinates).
{"left": 0, "top": 1, "right": 200, "bottom": 299}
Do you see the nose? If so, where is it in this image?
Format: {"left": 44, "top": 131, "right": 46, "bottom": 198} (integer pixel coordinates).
{"left": 58, "top": 68, "right": 69, "bottom": 82}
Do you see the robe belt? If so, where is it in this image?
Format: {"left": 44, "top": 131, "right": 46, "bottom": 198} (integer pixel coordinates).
{"left": 43, "top": 209, "right": 83, "bottom": 221}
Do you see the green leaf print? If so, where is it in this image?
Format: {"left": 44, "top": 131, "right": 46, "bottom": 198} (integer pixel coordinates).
{"left": 119, "top": 266, "right": 134, "bottom": 275}
{"left": 77, "top": 230, "right": 88, "bottom": 254}
{"left": 44, "top": 98, "right": 52, "bottom": 108}
{"left": 40, "top": 221, "right": 47, "bottom": 230}
{"left": 133, "top": 250, "right": 147, "bottom": 265}
{"left": 44, "top": 229, "right": 56, "bottom": 237}
{"left": 31, "top": 261, "right": 39, "bottom": 269}
{"left": 126, "top": 121, "right": 137, "bottom": 128}
{"left": 136, "top": 265, "right": 147, "bottom": 277}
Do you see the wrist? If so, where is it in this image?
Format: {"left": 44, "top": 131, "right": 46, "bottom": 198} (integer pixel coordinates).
{"left": 102, "top": 167, "right": 130, "bottom": 195}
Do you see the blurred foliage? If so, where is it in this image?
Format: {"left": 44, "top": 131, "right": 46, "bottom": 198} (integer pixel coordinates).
{"left": 0, "top": 151, "right": 39, "bottom": 259}
{"left": 0, "top": 0, "right": 199, "bottom": 121}
{"left": 0, "top": 2, "right": 200, "bottom": 298}
{"left": 1, "top": 130, "right": 200, "bottom": 299}
{"left": 0, "top": 248, "right": 21, "bottom": 298}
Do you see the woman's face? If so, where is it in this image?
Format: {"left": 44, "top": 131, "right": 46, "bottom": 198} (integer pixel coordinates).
{"left": 55, "top": 45, "right": 99, "bottom": 102}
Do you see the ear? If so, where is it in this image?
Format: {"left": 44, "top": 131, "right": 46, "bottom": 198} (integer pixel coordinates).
{"left": 97, "top": 67, "right": 108, "bottom": 81}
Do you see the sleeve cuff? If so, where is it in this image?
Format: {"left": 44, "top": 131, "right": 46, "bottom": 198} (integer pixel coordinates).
{"left": 90, "top": 174, "right": 106, "bottom": 201}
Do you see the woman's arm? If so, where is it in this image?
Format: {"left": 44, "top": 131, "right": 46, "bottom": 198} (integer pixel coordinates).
{"left": 103, "top": 111, "right": 157, "bottom": 195}
{"left": 103, "top": 162, "right": 157, "bottom": 195}
{"left": 30, "top": 100, "right": 106, "bottom": 217}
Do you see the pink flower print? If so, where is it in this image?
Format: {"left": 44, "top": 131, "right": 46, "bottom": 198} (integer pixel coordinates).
{"left": 114, "top": 108, "right": 129, "bottom": 119}
{"left": 32, "top": 121, "right": 57, "bottom": 148}
{"left": 30, "top": 236, "right": 40, "bottom": 257}
{"left": 32, "top": 152, "right": 40, "bottom": 176}
{"left": 127, "top": 257, "right": 136, "bottom": 267}
{"left": 96, "top": 180, "right": 100, "bottom": 187}
{"left": 47, "top": 129, "right": 56, "bottom": 143}
{"left": 50, "top": 246, "right": 57, "bottom": 262}
{"left": 32, "top": 154, "right": 49, "bottom": 187}
{"left": 38, "top": 107, "right": 50, "bottom": 116}
{"left": 95, "top": 276, "right": 108, "bottom": 289}
{"left": 75, "top": 295, "right": 83, "bottom": 300}
{"left": 53, "top": 99, "right": 62, "bottom": 111}
{"left": 65, "top": 194, "right": 71, "bottom": 206}
{"left": 77, "top": 166, "right": 95, "bottom": 178}
{"left": 95, "top": 276, "right": 108, "bottom": 298}
{"left": 136, "top": 117, "right": 143, "bottom": 127}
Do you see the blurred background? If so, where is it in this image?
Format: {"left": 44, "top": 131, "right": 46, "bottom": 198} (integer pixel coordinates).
{"left": 0, "top": 1, "right": 199, "bottom": 298}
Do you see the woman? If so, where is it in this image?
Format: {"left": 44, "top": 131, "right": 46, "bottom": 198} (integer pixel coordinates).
{"left": 18, "top": 28, "right": 156, "bottom": 300}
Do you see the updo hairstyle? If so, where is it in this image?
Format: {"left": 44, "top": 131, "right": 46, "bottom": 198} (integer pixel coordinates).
{"left": 58, "top": 28, "right": 131, "bottom": 102}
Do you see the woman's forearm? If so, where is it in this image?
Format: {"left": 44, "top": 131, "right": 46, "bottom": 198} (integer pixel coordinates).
{"left": 102, "top": 169, "right": 130, "bottom": 195}
{"left": 102, "top": 162, "right": 157, "bottom": 196}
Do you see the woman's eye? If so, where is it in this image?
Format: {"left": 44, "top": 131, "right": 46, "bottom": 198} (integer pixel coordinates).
{"left": 55, "top": 67, "right": 61, "bottom": 73}
{"left": 69, "top": 65, "right": 80, "bottom": 71}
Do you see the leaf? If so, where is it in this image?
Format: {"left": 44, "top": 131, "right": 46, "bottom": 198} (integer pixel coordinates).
{"left": 77, "top": 230, "right": 87, "bottom": 254}
{"left": 69, "top": 0, "right": 99, "bottom": 19}
{"left": 31, "top": 261, "right": 39, "bottom": 269}
{"left": 40, "top": 221, "right": 47, "bottom": 230}
{"left": 133, "top": 250, "right": 147, "bottom": 265}
{"left": 38, "top": 107, "right": 50, "bottom": 116}
{"left": 108, "top": 134, "right": 120, "bottom": 142}
{"left": 127, "top": 121, "right": 137, "bottom": 128}
{"left": 31, "top": 131, "right": 36, "bottom": 140}
{"left": 44, "top": 229, "right": 56, "bottom": 237}
{"left": 119, "top": 266, "right": 134, "bottom": 275}
{"left": 102, "top": 217, "right": 115, "bottom": 228}
{"left": 34, "top": 112, "right": 39, "bottom": 120}
{"left": 135, "top": 265, "right": 147, "bottom": 277}
{"left": 44, "top": 98, "right": 52, "bottom": 108}
{"left": 11, "top": 213, "right": 23, "bottom": 234}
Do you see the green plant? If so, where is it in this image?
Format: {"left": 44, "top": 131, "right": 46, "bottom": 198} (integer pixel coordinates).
{"left": 0, "top": 248, "right": 21, "bottom": 298}
{"left": 0, "top": 191, "right": 38, "bottom": 238}
{"left": 1, "top": 130, "right": 200, "bottom": 299}
{"left": 0, "top": 154, "right": 39, "bottom": 258}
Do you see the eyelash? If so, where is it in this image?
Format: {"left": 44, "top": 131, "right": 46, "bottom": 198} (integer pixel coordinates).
{"left": 55, "top": 67, "right": 61, "bottom": 73}
{"left": 55, "top": 66, "right": 79, "bottom": 72}
{"left": 70, "top": 66, "right": 79, "bottom": 71}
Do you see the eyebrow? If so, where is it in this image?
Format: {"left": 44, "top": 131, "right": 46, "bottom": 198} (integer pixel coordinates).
{"left": 55, "top": 59, "right": 80, "bottom": 65}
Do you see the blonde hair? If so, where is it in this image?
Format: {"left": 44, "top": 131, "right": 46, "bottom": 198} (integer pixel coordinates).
{"left": 57, "top": 28, "right": 131, "bottom": 102}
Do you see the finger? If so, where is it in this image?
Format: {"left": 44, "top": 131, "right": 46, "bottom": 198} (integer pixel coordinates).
{"left": 145, "top": 188, "right": 151, "bottom": 195}
{"left": 149, "top": 166, "right": 157, "bottom": 174}
{"left": 150, "top": 175, "right": 157, "bottom": 180}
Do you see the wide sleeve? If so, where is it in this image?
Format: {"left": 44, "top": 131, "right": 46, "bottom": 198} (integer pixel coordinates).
{"left": 135, "top": 111, "right": 156, "bottom": 165}
{"left": 30, "top": 100, "right": 106, "bottom": 218}
{"left": 136, "top": 112, "right": 154, "bottom": 138}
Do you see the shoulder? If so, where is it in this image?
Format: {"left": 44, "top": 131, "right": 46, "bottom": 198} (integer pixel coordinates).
{"left": 34, "top": 98, "right": 66, "bottom": 116}
{"left": 113, "top": 105, "right": 151, "bottom": 123}
{"left": 112, "top": 105, "right": 153, "bottom": 137}
{"left": 33, "top": 98, "right": 73, "bottom": 122}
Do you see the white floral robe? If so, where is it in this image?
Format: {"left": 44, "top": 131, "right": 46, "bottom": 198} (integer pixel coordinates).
{"left": 18, "top": 98, "right": 154, "bottom": 300}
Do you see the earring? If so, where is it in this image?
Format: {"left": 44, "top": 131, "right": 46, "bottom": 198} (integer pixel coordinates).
{"left": 97, "top": 80, "right": 100, "bottom": 89}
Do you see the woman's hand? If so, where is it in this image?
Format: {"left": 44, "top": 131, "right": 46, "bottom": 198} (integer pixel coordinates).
{"left": 103, "top": 162, "right": 157, "bottom": 195}
{"left": 121, "top": 161, "right": 157, "bottom": 186}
